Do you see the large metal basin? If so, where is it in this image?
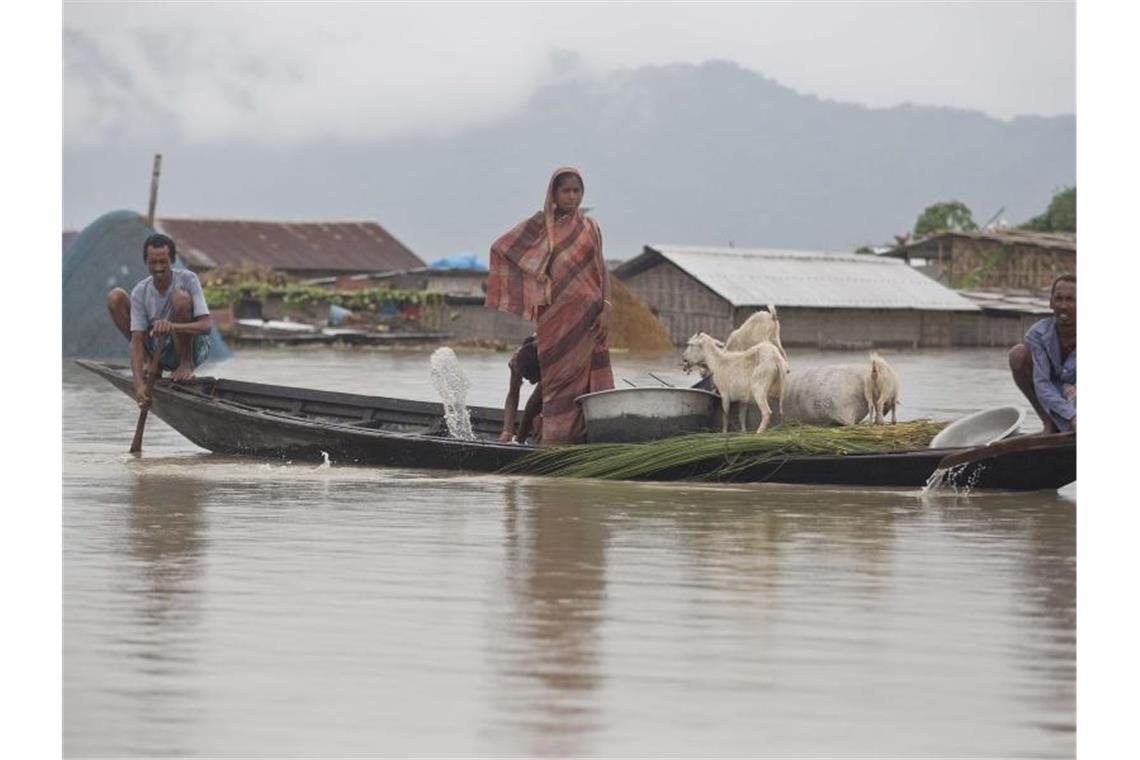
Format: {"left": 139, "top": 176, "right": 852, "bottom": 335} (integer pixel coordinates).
{"left": 929, "top": 406, "right": 1025, "bottom": 448}
{"left": 576, "top": 387, "right": 720, "bottom": 443}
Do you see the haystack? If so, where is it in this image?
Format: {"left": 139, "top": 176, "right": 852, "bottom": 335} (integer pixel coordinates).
{"left": 607, "top": 275, "right": 673, "bottom": 353}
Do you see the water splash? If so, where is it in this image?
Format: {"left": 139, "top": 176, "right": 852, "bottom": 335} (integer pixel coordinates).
{"left": 429, "top": 347, "right": 476, "bottom": 440}
{"left": 922, "top": 462, "right": 985, "bottom": 496}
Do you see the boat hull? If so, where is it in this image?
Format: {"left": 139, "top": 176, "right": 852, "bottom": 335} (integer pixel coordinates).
{"left": 76, "top": 360, "right": 1076, "bottom": 491}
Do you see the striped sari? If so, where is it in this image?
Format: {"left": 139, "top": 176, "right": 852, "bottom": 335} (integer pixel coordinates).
{"left": 485, "top": 167, "right": 614, "bottom": 444}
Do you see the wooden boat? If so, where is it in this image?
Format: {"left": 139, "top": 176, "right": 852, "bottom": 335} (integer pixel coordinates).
{"left": 76, "top": 360, "right": 1076, "bottom": 491}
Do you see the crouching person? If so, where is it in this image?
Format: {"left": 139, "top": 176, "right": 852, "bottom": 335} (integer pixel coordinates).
{"left": 1008, "top": 274, "right": 1076, "bottom": 434}
{"left": 499, "top": 335, "right": 543, "bottom": 444}
{"left": 106, "top": 233, "right": 212, "bottom": 410}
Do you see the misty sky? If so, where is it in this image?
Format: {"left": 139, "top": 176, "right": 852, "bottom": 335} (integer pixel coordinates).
{"left": 65, "top": 1, "right": 1074, "bottom": 152}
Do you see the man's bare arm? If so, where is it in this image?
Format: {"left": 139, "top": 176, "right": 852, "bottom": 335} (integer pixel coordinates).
{"left": 516, "top": 382, "right": 543, "bottom": 443}
{"left": 129, "top": 331, "right": 150, "bottom": 407}
{"left": 499, "top": 369, "right": 523, "bottom": 442}
{"left": 151, "top": 313, "right": 213, "bottom": 336}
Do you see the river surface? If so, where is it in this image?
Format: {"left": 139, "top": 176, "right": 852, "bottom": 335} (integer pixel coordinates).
{"left": 63, "top": 347, "right": 1075, "bottom": 757}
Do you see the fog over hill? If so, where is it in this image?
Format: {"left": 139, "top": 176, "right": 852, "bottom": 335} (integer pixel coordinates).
{"left": 64, "top": 60, "right": 1075, "bottom": 262}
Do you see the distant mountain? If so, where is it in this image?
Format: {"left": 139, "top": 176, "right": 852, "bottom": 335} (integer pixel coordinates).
{"left": 63, "top": 60, "right": 1075, "bottom": 262}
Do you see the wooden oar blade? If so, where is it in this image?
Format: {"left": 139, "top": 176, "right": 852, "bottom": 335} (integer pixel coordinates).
{"left": 129, "top": 334, "right": 167, "bottom": 454}
{"left": 129, "top": 410, "right": 149, "bottom": 453}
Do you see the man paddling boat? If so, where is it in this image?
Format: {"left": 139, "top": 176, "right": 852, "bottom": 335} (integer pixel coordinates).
{"left": 105, "top": 233, "right": 212, "bottom": 410}
{"left": 1008, "top": 274, "right": 1076, "bottom": 433}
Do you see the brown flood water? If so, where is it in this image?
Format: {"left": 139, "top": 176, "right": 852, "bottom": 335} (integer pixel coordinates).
{"left": 63, "top": 347, "right": 1075, "bottom": 757}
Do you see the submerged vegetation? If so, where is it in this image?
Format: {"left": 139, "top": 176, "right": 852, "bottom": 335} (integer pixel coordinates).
{"left": 198, "top": 264, "right": 447, "bottom": 326}
{"left": 503, "top": 420, "right": 946, "bottom": 481}
{"left": 201, "top": 280, "right": 443, "bottom": 311}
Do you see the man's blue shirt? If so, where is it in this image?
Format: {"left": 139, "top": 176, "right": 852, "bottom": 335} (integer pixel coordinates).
{"left": 1024, "top": 317, "right": 1076, "bottom": 431}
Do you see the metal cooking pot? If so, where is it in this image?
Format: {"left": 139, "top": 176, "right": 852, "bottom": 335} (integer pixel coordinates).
{"left": 576, "top": 387, "right": 720, "bottom": 443}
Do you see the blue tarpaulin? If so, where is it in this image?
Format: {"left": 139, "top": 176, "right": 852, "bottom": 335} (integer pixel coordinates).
{"left": 427, "top": 252, "right": 487, "bottom": 271}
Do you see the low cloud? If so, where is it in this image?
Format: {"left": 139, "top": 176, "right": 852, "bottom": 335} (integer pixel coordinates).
{"left": 64, "top": 3, "right": 580, "bottom": 147}
{"left": 64, "top": 2, "right": 1075, "bottom": 148}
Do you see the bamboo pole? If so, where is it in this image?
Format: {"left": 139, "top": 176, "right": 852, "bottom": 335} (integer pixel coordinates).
{"left": 145, "top": 153, "right": 162, "bottom": 227}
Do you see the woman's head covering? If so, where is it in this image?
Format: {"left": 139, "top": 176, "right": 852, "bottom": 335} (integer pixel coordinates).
{"left": 543, "top": 166, "right": 584, "bottom": 260}
{"left": 485, "top": 166, "right": 594, "bottom": 321}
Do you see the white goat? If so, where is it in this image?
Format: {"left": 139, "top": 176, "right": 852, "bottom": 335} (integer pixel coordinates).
{"left": 682, "top": 332, "right": 788, "bottom": 433}
{"left": 681, "top": 305, "right": 785, "bottom": 385}
{"left": 864, "top": 352, "right": 900, "bottom": 424}
{"left": 781, "top": 365, "right": 870, "bottom": 426}
{"left": 724, "top": 305, "right": 786, "bottom": 358}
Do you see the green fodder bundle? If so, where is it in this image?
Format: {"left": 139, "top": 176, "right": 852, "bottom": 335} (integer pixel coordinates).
{"left": 607, "top": 275, "right": 675, "bottom": 353}
{"left": 503, "top": 419, "right": 946, "bottom": 481}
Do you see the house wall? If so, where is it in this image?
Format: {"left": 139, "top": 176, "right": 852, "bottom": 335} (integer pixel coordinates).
{"left": 752, "top": 307, "right": 928, "bottom": 349}
{"left": 618, "top": 259, "right": 1055, "bottom": 348}
{"left": 442, "top": 297, "right": 533, "bottom": 344}
{"left": 619, "top": 260, "right": 735, "bottom": 344}
{"left": 949, "top": 311, "right": 1044, "bottom": 348}
{"left": 946, "top": 240, "right": 1076, "bottom": 290}
{"left": 919, "top": 311, "right": 954, "bottom": 347}
{"left": 426, "top": 272, "right": 486, "bottom": 297}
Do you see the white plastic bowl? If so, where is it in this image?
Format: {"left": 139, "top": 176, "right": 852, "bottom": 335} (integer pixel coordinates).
{"left": 929, "top": 406, "right": 1025, "bottom": 449}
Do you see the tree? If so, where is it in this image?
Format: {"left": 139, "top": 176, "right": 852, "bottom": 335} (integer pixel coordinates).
{"left": 913, "top": 201, "right": 978, "bottom": 238}
{"left": 1019, "top": 187, "right": 1075, "bottom": 233}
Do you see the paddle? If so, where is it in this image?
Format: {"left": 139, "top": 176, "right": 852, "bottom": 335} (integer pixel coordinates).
{"left": 936, "top": 430, "right": 1075, "bottom": 471}
{"left": 129, "top": 334, "right": 167, "bottom": 454}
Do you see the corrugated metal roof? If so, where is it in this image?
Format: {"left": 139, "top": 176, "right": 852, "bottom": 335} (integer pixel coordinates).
{"left": 631, "top": 245, "right": 979, "bottom": 311}
{"left": 155, "top": 218, "right": 425, "bottom": 273}
{"left": 958, "top": 289, "right": 1053, "bottom": 315}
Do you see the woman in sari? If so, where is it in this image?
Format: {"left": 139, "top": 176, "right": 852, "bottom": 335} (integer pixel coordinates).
{"left": 485, "top": 167, "right": 614, "bottom": 444}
